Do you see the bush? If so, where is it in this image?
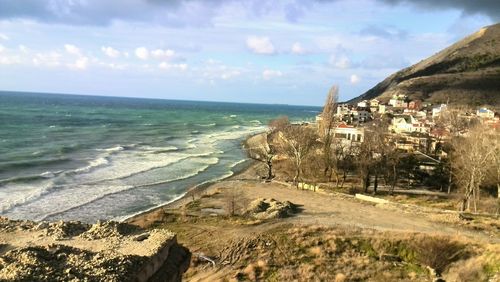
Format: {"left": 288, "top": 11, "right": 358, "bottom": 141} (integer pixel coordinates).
{"left": 411, "top": 235, "right": 467, "bottom": 274}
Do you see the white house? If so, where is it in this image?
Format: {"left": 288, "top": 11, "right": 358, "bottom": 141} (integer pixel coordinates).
{"left": 432, "top": 104, "right": 447, "bottom": 118}
{"left": 333, "top": 123, "right": 364, "bottom": 143}
{"left": 390, "top": 115, "right": 430, "bottom": 134}
{"left": 389, "top": 94, "right": 408, "bottom": 108}
{"left": 357, "top": 100, "right": 369, "bottom": 108}
{"left": 336, "top": 104, "right": 351, "bottom": 117}
{"left": 477, "top": 108, "right": 495, "bottom": 119}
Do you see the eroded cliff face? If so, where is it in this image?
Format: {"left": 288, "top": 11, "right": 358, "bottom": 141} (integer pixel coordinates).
{"left": 0, "top": 217, "right": 190, "bottom": 281}
{"left": 351, "top": 23, "right": 500, "bottom": 106}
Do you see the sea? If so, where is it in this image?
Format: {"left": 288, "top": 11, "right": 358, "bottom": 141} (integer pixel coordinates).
{"left": 0, "top": 91, "right": 320, "bottom": 222}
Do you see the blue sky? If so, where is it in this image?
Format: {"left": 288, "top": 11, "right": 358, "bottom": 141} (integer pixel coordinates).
{"left": 0, "top": 0, "right": 497, "bottom": 105}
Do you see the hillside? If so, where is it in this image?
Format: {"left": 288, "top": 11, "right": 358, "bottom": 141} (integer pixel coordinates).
{"left": 350, "top": 23, "right": 500, "bottom": 106}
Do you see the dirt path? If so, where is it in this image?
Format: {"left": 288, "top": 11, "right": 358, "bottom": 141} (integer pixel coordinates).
{"left": 208, "top": 179, "right": 497, "bottom": 243}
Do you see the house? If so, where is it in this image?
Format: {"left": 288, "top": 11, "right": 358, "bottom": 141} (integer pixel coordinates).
{"left": 333, "top": 123, "right": 364, "bottom": 143}
{"left": 369, "top": 99, "right": 380, "bottom": 113}
{"left": 370, "top": 99, "right": 380, "bottom": 108}
{"left": 476, "top": 108, "right": 495, "bottom": 119}
{"left": 351, "top": 107, "right": 371, "bottom": 122}
{"left": 388, "top": 94, "right": 408, "bottom": 108}
{"left": 432, "top": 104, "right": 447, "bottom": 118}
{"left": 390, "top": 115, "right": 416, "bottom": 133}
{"left": 408, "top": 100, "right": 422, "bottom": 110}
{"left": 390, "top": 115, "right": 430, "bottom": 134}
{"left": 378, "top": 104, "right": 387, "bottom": 114}
{"left": 336, "top": 104, "right": 351, "bottom": 117}
{"left": 357, "top": 100, "right": 369, "bottom": 108}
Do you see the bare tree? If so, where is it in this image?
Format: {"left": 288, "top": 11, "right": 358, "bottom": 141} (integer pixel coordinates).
{"left": 246, "top": 132, "right": 276, "bottom": 180}
{"left": 452, "top": 124, "right": 496, "bottom": 212}
{"left": 318, "top": 85, "right": 339, "bottom": 180}
{"left": 224, "top": 188, "right": 247, "bottom": 216}
{"left": 435, "top": 106, "right": 475, "bottom": 136}
{"left": 269, "top": 116, "right": 290, "bottom": 132}
{"left": 277, "top": 124, "right": 318, "bottom": 185}
{"left": 434, "top": 106, "right": 475, "bottom": 194}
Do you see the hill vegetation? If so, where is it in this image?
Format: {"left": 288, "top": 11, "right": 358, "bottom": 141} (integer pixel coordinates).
{"left": 351, "top": 23, "right": 500, "bottom": 106}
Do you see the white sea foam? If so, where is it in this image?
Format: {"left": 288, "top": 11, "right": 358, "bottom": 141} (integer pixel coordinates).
{"left": 229, "top": 159, "right": 247, "bottom": 168}
{"left": 10, "top": 157, "right": 220, "bottom": 221}
{"left": 0, "top": 179, "right": 55, "bottom": 214}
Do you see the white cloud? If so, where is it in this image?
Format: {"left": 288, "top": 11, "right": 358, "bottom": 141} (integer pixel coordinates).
{"left": 329, "top": 54, "right": 351, "bottom": 69}
{"left": 101, "top": 46, "right": 120, "bottom": 58}
{"left": 64, "top": 44, "right": 81, "bottom": 56}
{"left": 158, "top": 62, "right": 188, "bottom": 71}
{"left": 262, "top": 69, "right": 282, "bottom": 80}
{"left": 350, "top": 74, "right": 361, "bottom": 84}
{"left": 0, "top": 44, "right": 5, "bottom": 53}
{"left": 19, "top": 45, "right": 29, "bottom": 53}
{"left": 69, "top": 57, "right": 89, "bottom": 70}
{"left": 33, "top": 52, "right": 62, "bottom": 67}
{"left": 135, "top": 47, "right": 149, "bottom": 60}
{"left": 291, "top": 42, "right": 305, "bottom": 55}
{"left": 0, "top": 33, "right": 9, "bottom": 41}
{"left": 152, "top": 49, "right": 175, "bottom": 59}
{"left": 220, "top": 70, "right": 241, "bottom": 80}
{"left": 246, "top": 36, "right": 275, "bottom": 55}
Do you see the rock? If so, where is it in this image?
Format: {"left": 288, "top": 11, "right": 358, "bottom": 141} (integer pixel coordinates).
{"left": 133, "top": 232, "right": 150, "bottom": 241}
{"left": 245, "top": 198, "right": 298, "bottom": 220}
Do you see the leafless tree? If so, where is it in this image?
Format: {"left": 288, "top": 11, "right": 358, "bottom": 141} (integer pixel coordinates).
{"left": 452, "top": 124, "right": 496, "bottom": 212}
{"left": 435, "top": 106, "right": 476, "bottom": 136}
{"left": 318, "top": 85, "right": 339, "bottom": 180}
{"left": 277, "top": 124, "right": 319, "bottom": 185}
{"left": 246, "top": 132, "right": 276, "bottom": 180}
{"left": 224, "top": 188, "right": 247, "bottom": 216}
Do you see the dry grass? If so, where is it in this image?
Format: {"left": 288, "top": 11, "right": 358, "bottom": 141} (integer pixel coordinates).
{"left": 195, "top": 225, "right": 486, "bottom": 281}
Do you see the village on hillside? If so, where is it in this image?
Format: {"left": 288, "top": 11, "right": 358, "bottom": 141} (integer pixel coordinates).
{"left": 316, "top": 94, "right": 499, "bottom": 155}
{"left": 316, "top": 94, "right": 500, "bottom": 194}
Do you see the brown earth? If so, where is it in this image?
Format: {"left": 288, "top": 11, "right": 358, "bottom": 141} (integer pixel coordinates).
{"left": 127, "top": 162, "right": 499, "bottom": 281}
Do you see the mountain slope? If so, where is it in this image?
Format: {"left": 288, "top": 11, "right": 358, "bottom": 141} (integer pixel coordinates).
{"left": 351, "top": 23, "right": 500, "bottom": 106}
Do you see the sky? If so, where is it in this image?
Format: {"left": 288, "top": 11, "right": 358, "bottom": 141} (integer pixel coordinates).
{"left": 0, "top": 0, "right": 497, "bottom": 106}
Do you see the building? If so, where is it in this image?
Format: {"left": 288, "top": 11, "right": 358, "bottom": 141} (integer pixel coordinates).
{"left": 351, "top": 107, "right": 371, "bottom": 122}
{"left": 408, "top": 100, "right": 422, "bottom": 110}
{"left": 388, "top": 94, "right": 408, "bottom": 108}
{"left": 378, "top": 104, "right": 387, "bottom": 114}
{"left": 357, "top": 100, "right": 369, "bottom": 108}
{"left": 390, "top": 115, "right": 430, "bottom": 134}
{"left": 336, "top": 104, "right": 351, "bottom": 117}
{"left": 432, "top": 104, "right": 447, "bottom": 118}
{"left": 476, "top": 108, "right": 495, "bottom": 119}
{"left": 333, "top": 123, "right": 364, "bottom": 143}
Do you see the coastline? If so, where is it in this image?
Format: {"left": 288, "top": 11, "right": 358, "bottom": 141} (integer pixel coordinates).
{"left": 124, "top": 133, "right": 264, "bottom": 226}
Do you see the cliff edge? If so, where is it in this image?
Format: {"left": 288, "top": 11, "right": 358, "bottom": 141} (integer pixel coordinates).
{"left": 0, "top": 217, "right": 190, "bottom": 281}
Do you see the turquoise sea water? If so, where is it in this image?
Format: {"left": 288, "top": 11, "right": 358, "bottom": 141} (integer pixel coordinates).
{"left": 0, "top": 91, "right": 320, "bottom": 222}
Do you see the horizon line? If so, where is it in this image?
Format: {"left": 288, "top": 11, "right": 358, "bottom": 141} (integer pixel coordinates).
{"left": 0, "top": 89, "right": 328, "bottom": 108}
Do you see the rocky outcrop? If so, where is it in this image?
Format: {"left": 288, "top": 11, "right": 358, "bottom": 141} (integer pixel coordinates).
{"left": 0, "top": 217, "right": 190, "bottom": 281}
{"left": 245, "top": 198, "right": 298, "bottom": 219}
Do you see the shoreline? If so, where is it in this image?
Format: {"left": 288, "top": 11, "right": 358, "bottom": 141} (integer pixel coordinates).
{"left": 124, "top": 133, "right": 264, "bottom": 225}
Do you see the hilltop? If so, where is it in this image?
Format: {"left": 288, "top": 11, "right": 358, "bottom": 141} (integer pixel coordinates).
{"left": 350, "top": 23, "right": 500, "bottom": 106}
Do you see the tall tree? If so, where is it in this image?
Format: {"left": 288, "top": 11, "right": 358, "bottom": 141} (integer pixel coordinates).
{"left": 318, "top": 85, "right": 339, "bottom": 179}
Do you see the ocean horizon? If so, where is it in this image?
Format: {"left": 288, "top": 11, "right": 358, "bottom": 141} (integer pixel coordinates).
{"left": 0, "top": 91, "right": 320, "bottom": 222}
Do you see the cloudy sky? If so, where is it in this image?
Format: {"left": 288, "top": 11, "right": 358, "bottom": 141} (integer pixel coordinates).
{"left": 0, "top": 0, "right": 497, "bottom": 105}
